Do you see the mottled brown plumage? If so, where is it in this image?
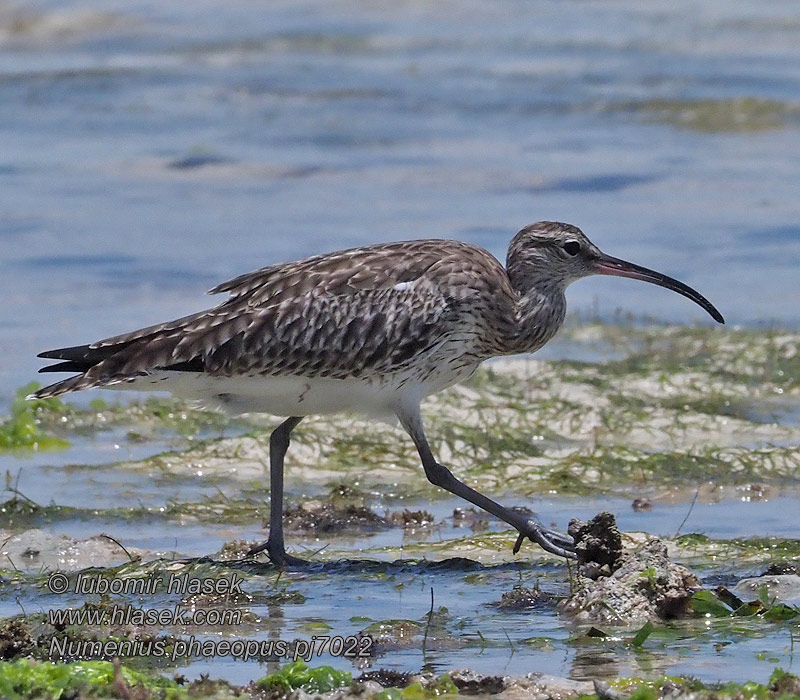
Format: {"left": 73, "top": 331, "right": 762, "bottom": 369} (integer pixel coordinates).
{"left": 32, "top": 221, "right": 723, "bottom": 564}
{"left": 33, "top": 236, "right": 558, "bottom": 397}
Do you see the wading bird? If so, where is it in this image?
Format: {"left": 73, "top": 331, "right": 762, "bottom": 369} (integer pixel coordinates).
{"left": 33, "top": 222, "right": 724, "bottom": 565}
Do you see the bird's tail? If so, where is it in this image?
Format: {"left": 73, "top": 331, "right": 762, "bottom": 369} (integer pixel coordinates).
{"left": 31, "top": 330, "right": 207, "bottom": 400}
{"left": 29, "top": 373, "right": 131, "bottom": 399}
{"left": 30, "top": 343, "right": 138, "bottom": 399}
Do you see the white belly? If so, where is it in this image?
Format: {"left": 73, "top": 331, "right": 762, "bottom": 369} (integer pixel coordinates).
{"left": 114, "top": 361, "right": 480, "bottom": 420}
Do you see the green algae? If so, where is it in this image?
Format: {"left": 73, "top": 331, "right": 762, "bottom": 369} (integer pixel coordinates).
{"left": 81, "top": 395, "right": 231, "bottom": 440}
{"left": 0, "top": 384, "right": 70, "bottom": 452}
{"left": 675, "top": 534, "right": 800, "bottom": 564}
{"left": 362, "top": 619, "right": 425, "bottom": 638}
{"left": 0, "top": 657, "right": 354, "bottom": 700}
{"left": 689, "top": 589, "right": 799, "bottom": 622}
{"left": 0, "top": 381, "right": 236, "bottom": 453}
{"left": 0, "top": 491, "right": 264, "bottom": 529}
{"left": 0, "top": 494, "right": 150, "bottom": 529}
{"left": 618, "top": 97, "right": 800, "bottom": 133}
{"left": 30, "top": 392, "right": 232, "bottom": 442}
{"left": 320, "top": 525, "right": 800, "bottom": 571}
{"left": 256, "top": 660, "right": 351, "bottom": 693}
{"left": 0, "top": 658, "right": 190, "bottom": 700}
{"left": 376, "top": 674, "right": 458, "bottom": 700}
{"left": 137, "top": 396, "right": 230, "bottom": 437}
{"left": 587, "top": 669, "right": 800, "bottom": 700}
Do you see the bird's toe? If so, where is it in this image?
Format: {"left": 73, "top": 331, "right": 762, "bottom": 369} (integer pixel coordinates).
{"left": 514, "top": 520, "right": 577, "bottom": 559}
{"left": 247, "top": 538, "right": 309, "bottom": 568}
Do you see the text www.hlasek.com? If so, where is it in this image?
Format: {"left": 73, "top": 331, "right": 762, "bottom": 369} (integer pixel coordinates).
{"left": 48, "top": 604, "right": 241, "bottom": 628}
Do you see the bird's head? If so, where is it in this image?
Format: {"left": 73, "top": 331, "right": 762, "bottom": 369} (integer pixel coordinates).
{"left": 506, "top": 221, "right": 724, "bottom": 324}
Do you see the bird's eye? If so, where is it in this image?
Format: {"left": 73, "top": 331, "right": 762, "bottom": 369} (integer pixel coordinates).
{"left": 563, "top": 241, "right": 581, "bottom": 256}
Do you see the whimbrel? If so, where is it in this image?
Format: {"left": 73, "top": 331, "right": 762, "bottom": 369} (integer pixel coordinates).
{"left": 32, "top": 222, "right": 724, "bottom": 564}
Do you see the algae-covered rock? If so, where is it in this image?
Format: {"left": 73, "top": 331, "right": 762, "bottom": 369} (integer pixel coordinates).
{"left": 560, "top": 514, "right": 701, "bottom": 623}
{"left": 498, "top": 672, "right": 594, "bottom": 699}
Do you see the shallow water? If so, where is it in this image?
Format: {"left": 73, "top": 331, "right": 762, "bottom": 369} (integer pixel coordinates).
{"left": 1, "top": 0, "right": 799, "bottom": 689}
{"left": 1, "top": 375, "right": 798, "bottom": 686}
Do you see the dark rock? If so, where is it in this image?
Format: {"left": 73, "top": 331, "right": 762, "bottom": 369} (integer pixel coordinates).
{"left": 356, "top": 669, "right": 413, "bottom": 688}
{"left": 763, "top": 561, "right": 800, "bottom": 576}
{"left": 450, "top": 668, "right": 507, "bottom": 695}
{"left": 632, "top": 498, "right": 652, "bottom": 512}
{"left": 217, "top": 539, "right": 256, "bottom": 560}
{"left": 282, "top": 502, "right": 389, "bottom": 534}
{"left": 714, "top": 586, "right": 745, "bottom": 610}
{"left": 0, "top": 618, "right": 35, "bottom": 660}
{"left": 452, "top": 508, "right": 489, "bottom": 531}
{"left": 568, "top": 512, "right": 623, "bottom": 575}
{"left": 491, "top": 585, "right": 551, "bottom": 611}
{"left": 388, "top": 509, "right": 435, "bottom": 528}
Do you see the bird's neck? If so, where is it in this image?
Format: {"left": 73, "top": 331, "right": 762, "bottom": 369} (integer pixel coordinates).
{"left": 503, "top": 278, "right": 567, "bottom": 355}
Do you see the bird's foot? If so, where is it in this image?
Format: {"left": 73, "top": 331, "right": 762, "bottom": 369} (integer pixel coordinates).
{"left": 513, "top": 520, "right": 577, "bottom": 559}
{"left": 247, "top": 538, "right": 309, "bottom": 568}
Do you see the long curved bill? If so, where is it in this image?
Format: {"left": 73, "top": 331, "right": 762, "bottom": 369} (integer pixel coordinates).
{"left": 593, "top": 254, "right": 725, "bottom": 324}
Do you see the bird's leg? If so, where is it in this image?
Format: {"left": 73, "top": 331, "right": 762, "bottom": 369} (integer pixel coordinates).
{"left": 397, "top": 407, "right": 576, "bottom": 559}
{"left": 248, "top": 416, "right": 306, "bottom": 566}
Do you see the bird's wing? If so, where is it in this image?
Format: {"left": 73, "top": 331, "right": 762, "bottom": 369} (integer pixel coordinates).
{"left": 34, "top": 240, "right": 499, "bottom": 397}
{"left": 179, "top": 279, "right": 456, "bottom": 378}
{"left": 81, "top": 240, "right": 448, "bottom": 349}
